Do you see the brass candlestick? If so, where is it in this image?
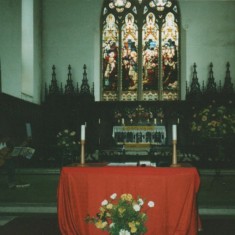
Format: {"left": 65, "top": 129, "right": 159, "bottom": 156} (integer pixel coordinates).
{"left": 170, "top": 140, "right": 181, "bottom": 167}
{"left": 68, "top": 140, "right": 89, "bottom": 167}
{"left": 80, "top": 140, "right": 85, "bottom": 165}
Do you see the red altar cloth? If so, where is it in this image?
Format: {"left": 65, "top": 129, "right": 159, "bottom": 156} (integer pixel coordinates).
{"left": 57, "top": 166, "right": 200, "bottom": 235}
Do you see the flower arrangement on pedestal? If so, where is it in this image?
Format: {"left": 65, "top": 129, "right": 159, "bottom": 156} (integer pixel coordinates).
{"left": 190, "top": 103, "right": 235, "bottom": 140}
{"left": 85, "top": 193, "right": 155, "bottom": 235}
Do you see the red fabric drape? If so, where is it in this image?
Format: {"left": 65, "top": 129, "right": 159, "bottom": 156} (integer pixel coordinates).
{"left": 57, "top": 166, "right": 200, "bottom": 235}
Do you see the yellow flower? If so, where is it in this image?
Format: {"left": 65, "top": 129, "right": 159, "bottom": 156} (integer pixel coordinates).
{"left": 210, "top": 121, "right": 217, "bottom": 127}
{"left": 106, "top": 212, "right": 111, "bottom": 217}
{"left": 106, "top": 203, "right": 113, "bottom": 209}
{"left": 99, "top": 207, "right": 106, "bottom": 217}
{"left": 118, "top": 207, "right": 126, "bottom": 215}
{"left": 95, "top": 220, "right": 108, "bottom": 229}
{"left": 121, "top": 193, "right": 133, "bottom": 201}
{"left": 128, "top": 221, "right": 137, "bottom": 233}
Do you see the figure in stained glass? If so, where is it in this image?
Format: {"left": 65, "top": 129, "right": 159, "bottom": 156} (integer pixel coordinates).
{"left": 162, "top": 13, "right": 178, "bottom": 93}
{"left": 102, "top": 14, "right": 119, "bottom": 91}
{"left": 142, "top": 13, "right": 159, "bottom": 91}
{"left": 121, "top": 13, "right": 138, "bottom": 91}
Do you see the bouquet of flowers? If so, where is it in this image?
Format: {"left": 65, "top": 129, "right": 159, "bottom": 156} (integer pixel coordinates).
{"left": 86, "top": 193, "right": 155, "bottom": 235}
{"left": 190, "top": 103, "right": 235, "bottom": 140}
{"left": 56, "top": 129, "right": 78, "bottom": 151}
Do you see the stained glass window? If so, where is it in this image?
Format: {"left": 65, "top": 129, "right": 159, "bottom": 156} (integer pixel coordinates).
{"left": 101, "top": 0, "right": 180, "bottom": 101}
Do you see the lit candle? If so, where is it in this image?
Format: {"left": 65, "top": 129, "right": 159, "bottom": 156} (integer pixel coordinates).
{"left": 172, "top": 125, "right": 177, "bottom": 141}
{"left": 81, "top": 125, "right": 85, "bottom": 140}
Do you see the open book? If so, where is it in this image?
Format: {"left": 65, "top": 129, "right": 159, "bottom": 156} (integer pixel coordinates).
{"left": 10, "top": 147, "right": 35, "bottom": 159}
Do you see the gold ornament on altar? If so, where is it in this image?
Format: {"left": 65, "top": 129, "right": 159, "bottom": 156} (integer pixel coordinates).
{"left": 114, "top": 105, "right": 164, "bottom": 125}
{"left": 85, "top": 193, "right": 155, "bottom": 235}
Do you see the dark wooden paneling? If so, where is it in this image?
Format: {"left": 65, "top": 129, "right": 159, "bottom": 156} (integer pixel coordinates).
{"left": 1, "top": 92, "right": 235, "bottom": 167}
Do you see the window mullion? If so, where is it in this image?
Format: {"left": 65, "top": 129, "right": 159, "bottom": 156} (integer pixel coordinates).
{"left": 137, "top": 19, "right": 143, "bottom": 101}
{"left": 118, "top": 23, "right": 123, "bottom": 101}
{"left": 158, "top": 22, "right": 163, "bottom": 100}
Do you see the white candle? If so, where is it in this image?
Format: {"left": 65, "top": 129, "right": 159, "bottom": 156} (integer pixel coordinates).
{"left": 172, "top": 125, "right": 177, "bottom": 141}
{"left": 81, "top": 125, "right": 85, "bottom": 140}
{"left": 154, "top": 118, "right": 157, "bottom": 125}
{"left": 122, "top": 118, "right": 125, "bottom": 125}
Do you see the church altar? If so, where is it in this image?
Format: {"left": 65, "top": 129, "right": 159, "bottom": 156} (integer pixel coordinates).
{"left": 57, "top": 166, "right": 200, "bottom": 235}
